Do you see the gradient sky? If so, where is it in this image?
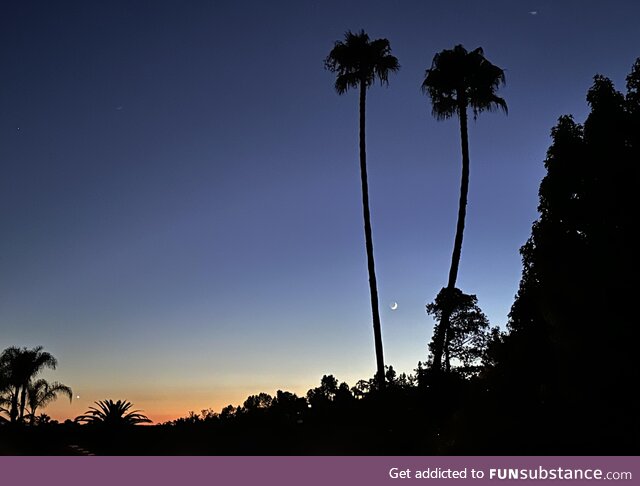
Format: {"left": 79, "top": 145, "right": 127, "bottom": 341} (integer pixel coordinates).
{"left": 2, "top": 1, "right": 639, "bottom": 423}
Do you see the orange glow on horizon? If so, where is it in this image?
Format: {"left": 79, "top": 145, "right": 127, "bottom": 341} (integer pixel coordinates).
{"left": 41, "top": 382, "right": 318, "bottom": 424}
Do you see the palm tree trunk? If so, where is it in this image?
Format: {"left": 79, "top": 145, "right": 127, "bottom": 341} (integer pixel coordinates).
{"left": 359, "top": 80, "right": 385, "bottom": 390}
{"left": 19, "top": 383, "right": 28, "bottom": 422}
{"left": 10, "top": 385, "right": 20, "bottom": 423}
{"left": 432, "top": 99, "right": 470, "bottom": 372}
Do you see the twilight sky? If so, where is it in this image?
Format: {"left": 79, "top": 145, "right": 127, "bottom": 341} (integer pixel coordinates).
{"left": 1, "top": 0, "right": 639, "bottom": 422}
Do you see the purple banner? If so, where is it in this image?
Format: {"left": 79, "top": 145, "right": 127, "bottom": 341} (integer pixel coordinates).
{"left": 0, "top": 456, "right": 637, "bottom": 486}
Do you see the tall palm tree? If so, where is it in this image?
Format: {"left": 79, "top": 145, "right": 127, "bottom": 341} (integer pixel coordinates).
{"left": 75, "top": 399, "right": 151, "bottom": 426}
{"left": 26, "top": 379, "right": 73, "bottom": 424}
{"left": 422, "top": 45, "right": 507, "bottom": 371}
{"left": 325, "top": 30, "right": 399, "bottom": 389}
{"left": 0, "top": 346, "right": 59, "bottom": 423}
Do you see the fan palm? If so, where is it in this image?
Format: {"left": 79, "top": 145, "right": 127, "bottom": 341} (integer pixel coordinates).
{"left": 422, "top": 45, "right": 507, "bottom": 371}
{"left": 75, "top": 399, "right": 151, "bottom": 426}
{"left": 325, "top": 30, "right": 399, "bottom": 389}
{"left": 0, "top": 346, "right": 58, "bottom": 423}
{"left": 25, "top": 379, "right": 73, "bottom": 424}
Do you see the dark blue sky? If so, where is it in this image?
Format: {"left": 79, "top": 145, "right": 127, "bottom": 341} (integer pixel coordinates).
{"left": 2, "top": 0, "right": 639, "bottom": 421}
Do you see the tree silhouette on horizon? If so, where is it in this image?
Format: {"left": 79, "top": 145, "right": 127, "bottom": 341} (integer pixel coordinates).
{"left": 26, "top": 379, "right": 73, "bottom": 424}
{"left": 75, "top": 399, "right": 151, "bottom": 426}
{"left": 421, "top": 45, "right": 507, "bottom": 372}
{"left": 0, "top": 346, "right": 64, "bottom": 424}
{"left": 324, "top": 30, "right": 400, "bottom": 389}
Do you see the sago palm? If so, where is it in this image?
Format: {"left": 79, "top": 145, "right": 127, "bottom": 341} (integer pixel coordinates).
{"left": 75, "top": 399, "right": 151, "bottom": 426}
{"left": 422, "top": 45, "right": 507, "bottom": 371}
{"left": 325, "top": 30, "right": 399, "bottom": 390}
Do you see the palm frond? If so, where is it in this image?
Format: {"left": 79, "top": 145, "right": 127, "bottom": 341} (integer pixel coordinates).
{"left": 325, "top": 29, "right": 399, "bottom": 95}
{"left": 422, "top": 44, "right": 507, "bottom": 119}
{"left": 24, "top": 378, "right": 73, "bottom": 422}
{"left": 0, "top": 346, "right": 57, "bottom": 386}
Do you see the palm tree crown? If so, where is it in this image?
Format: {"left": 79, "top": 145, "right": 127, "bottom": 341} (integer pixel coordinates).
{"left": 26, "top": 379, "right": 73, "bottom": 423}
{"left": 0, "top": 346, "right": 60, "bottom": 423}
{"left": 422, "top": 44, "right": 507, "bottom": 119}
{"left": 75, "top": 399, "right": 151, "bottom": 426}
{"left": 324, "top": 30, "right": 400, "bottom": 94}
{"left": 0, "top": 346, "right": 58, "bottom": 383}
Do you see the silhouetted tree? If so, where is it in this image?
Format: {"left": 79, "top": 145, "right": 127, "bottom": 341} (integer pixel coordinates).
{"left": 0, "top": 346, "right": 62, "bottom": 423}
{"left": 0, "top": 368, "right": 9, "bottom": 423}
{"left": 391, "top": 371, "right": 417, "bottom": 390}
{"left": 220, "top": 404, "right": 239, "bottom": 421}
{"left": 325, "top": 30, "right": 400, "bottom": 389}
{"left": 26, "top": 379, "right": 73, "bottom": 424}
{"left": 242, "top": 393, "right": 273, "bottom": 414}
{"left": 307, "top": 374, "right": 339, "bottom": 408}
{"left": 172, "top": 410, "right": 205, "bottom": 426}
{"left": 426, "top": 288, "right": 493, "bottom": 375}
{"left": 31, "top": 413, "right": 56, "bottom": 426}
{"left": 334, "top": 381, "right": 356, "bottom": 409}
{"left": 351, "top": 379, "right": 370, "bottom": 399}
{"left": 490, "top": 59, "right": 640, "bottom": 451}
{"left": 270, "top": 390, "right": 307, "bottom": 421}
{"left": 421, "top": 45, "right": 507, "bottom": 371}
{"left": 75, "top": 399, "right": 151, "bottom": 426}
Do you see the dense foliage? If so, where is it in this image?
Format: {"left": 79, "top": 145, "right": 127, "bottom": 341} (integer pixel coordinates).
{"left": 485, "top": 60, "right": 640, "bottom": 451}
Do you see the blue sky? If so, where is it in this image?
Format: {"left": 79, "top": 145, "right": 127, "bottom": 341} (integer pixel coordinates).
{"left": 1, "top": 0, "right": 639, "bottom": 421}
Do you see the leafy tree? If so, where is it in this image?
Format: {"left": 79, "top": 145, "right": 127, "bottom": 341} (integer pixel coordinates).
{"left": 492, "top": 59, "right": 640, "bottom": 450}
{"left": 351, "top": 379, "right": 370, "bottom": 399}
{"left": 177, "top": 411, "right": 203, "bottom": 425}
{"left": 307, "top": 374, "right": 339, "bottom": 408}
{"left": 242, "top": 392, "right": 273, "bottom": 412}
{"left": 392, "top": 371, "right": 417, "bottom": 390}
{"left": 200, "top": 408, "right": 218, "bottom": 421}
{"left": 334, "top": 381, "right": 355, "bottom": 407}
{"left": 421, "top": 45, "right": 507, "bottom": 371}
{"left": 270, "top": 390, "right": 307, "bottom": 421}
{"left": 75, "top": 399, "right": 151, "bottom": 426}
{"left": 325, "top": 30, "right": 400, "bottom": 389}
{"left": 350, "top": 366, "right": 416, "bottom": 396}
{"left": 220, "top": 404, "right": 239, "bottom": 421}
{"left": 426, "top": 288, "right": 493, "bottom": 375}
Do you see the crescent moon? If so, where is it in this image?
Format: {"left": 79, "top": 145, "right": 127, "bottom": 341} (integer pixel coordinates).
{"left": 390, "top": 302, "right": 398, "bottom": 310}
